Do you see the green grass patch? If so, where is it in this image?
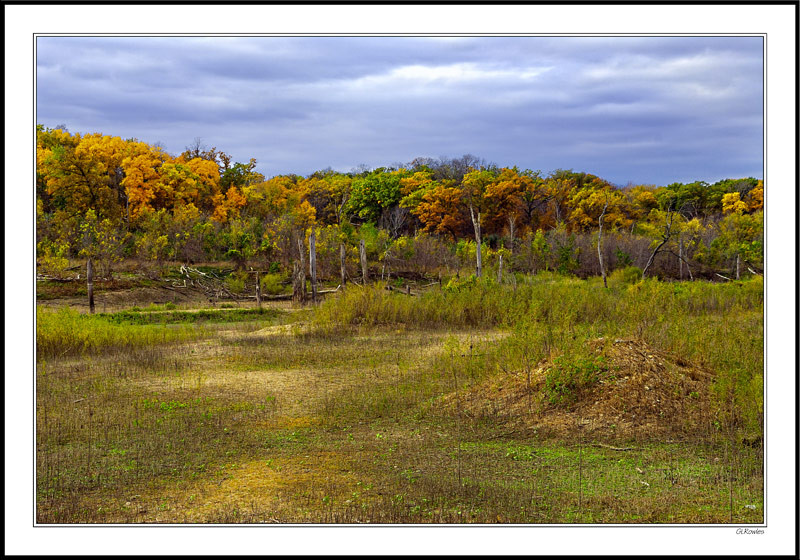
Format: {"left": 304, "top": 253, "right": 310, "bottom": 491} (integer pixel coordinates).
{"left": 101, "top": 307, "right": 282, "bottom": 325}
{"left": 544, "top": 355, "right": 608, "bottom": 407}
{"left": 36, "top": 307, "right": 202, "bottom": 359}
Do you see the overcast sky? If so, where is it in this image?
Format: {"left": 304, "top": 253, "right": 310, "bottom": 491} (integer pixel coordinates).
{"left": 36, "top": 36, "right": 763, "bottom": 186}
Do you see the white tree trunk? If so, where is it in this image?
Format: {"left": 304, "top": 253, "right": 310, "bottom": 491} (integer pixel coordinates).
{"left": 255, "top": 270, "right": 262, "bottom": 309}
{"left": 309, "top": 226, "right": 317, "bottom": 303}
{"left": 497, "top": 253, "right": 503, "bottom": 284}
{"left": 597, "top": 197, "right": 609, "bottom": 288}
{"left": 293, "top": 237, "right": 306, "bottom": 304}
{"left": 507, "top": 215, "right": 516, "bottom": 255}
{"left": 359, "top": 239, "right": 368, "bottom": 283}
{"left": 469, "top": 205, "right": 482, "bottom": 278}
{"left": 339, "top": 241, "right": 347, "bottom": 290}
{"left": 87, "top": 257, "right": 95, "bottom": 314}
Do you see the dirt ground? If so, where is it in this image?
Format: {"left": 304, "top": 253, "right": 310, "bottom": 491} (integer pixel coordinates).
{"left": 450, "top": 337, "right": 718, "bottom": 441}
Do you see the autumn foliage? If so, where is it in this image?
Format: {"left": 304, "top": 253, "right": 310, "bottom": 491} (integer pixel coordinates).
{"left": 36, "top": 125, "right": 763, "bottom": 281}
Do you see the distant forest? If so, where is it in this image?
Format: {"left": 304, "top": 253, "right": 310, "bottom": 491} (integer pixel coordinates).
{"left": 37, "top": 126, "right": 763, "bottom": 283}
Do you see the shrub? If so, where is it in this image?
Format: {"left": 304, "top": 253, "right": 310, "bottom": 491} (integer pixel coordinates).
{"left": 37, "top": 240, "right": 72, "bottom": 278}
{"left": 260, "top": 273, "right": 285, "bottom": 295}
{"left": 554, "top": 234, "right": 580, "bottom": 276}
{"left": 615, "top": 248, "right": 633, "bottom": 267}
{"left": 225, "top": 271, "right": 248, "bottom": 294}
{"left": 609, "top": 265, "right": 642, "bottom": 286}
{"left": 543, "top": 355, "right": 607, "bottom": 407}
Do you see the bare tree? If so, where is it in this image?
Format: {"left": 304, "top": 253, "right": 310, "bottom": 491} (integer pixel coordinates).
{"left": 309, "top": 225, "right": 318, "bottom": 303}
{"left": 359, "top": 239, "right": 368, "bottom": 283}
{"left": 642, "top": 200, "right": 682, "bottom": 279}
{"left": 507, "top": 215, "right": 517, "bottom": 255}
{"left": 87, "top": 258, "right": 95, "bottom": 313}
{"left": 184, "top": 137, "right": 206, "bottom": 159}
{"left": 292, "top": 235, "right": 306, "bottom": 304}
{"left": 340, "top": 242, "right": 347, "bottom": 289}
{"left": 468, "top": 204, "right": 482, "bottom": 278}
{"left": 380, "top": 205, "right": 409, "bottom": 239}
{"left": 597, "top": 192, "right": 610, "bottom": 288}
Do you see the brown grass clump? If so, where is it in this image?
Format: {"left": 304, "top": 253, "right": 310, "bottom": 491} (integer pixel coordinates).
{"left": 450, "top": 338, "right": 715, "bottom": 441}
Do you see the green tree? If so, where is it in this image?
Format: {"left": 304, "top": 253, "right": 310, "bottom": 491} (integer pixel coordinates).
{"left": 347, "top": 168, "right": 411, "bottom": 223}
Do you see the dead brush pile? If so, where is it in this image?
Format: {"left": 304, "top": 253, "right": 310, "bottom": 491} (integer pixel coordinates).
{"left": 448, "top": 338, "right": 715, "bottom": 441}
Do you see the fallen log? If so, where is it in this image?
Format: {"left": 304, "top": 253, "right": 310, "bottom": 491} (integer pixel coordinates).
{"left": 384, "top": 285, "right": 417, "bottom": 296}
{"left": 233, "top": 286, "right": 341, "bottom": 301}
{"left": 587, "top": 443, "right": 639, "bottom": 451}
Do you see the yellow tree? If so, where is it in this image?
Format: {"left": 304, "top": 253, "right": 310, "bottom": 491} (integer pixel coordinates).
{"left": 639, "top": 201, "right": 701, "bottom": 280}
{"left": 38, "top": 129, "right": 129, "bottom": 311}
{"left": 517, "top": 170, "right": 550, "bottom": 233}
{"left": 182, "top": 158, "right": 223, "bottom": 212}
{"left": 624, "top": 185, "right": 660, "bottom": 231}
{"left": 567, "top": 182, "right": 629, "bottom": 286}
{"left": 717, "top": 196, "right": 763, "bottom": 279}
{"left": 211, "top": 186, "right": 247, "bottom": 223}
{"left": 297, "top": 174, "right": 354, "bottom": 287}
{"left": 721, "top": 192, "right": 748, "bottom": 215}
{"left": 152, "top": 158, "right": 221, "bottom": 216}
{"left": 243, "top": 175, "right": 302, "bottom": 220}
{"left": 569, "top": 184, "right": 632, "bottom": 232}
{"left": 38, "top": 130, "right": 126, "bottom": 221}
{"left": 743, "top": 180, "right": 763, "bottom": 212}
{"left": 483, "top": 167, "right": 527, "bottom": 247}
{"left": 398, "top": 171, "right": 438, "bottom": 211}
{"left": 121, "top": 142, "right": 168, "bottom": 221}
{"left": 461, "top": 168, "right": 498, "bottom": 277}
{"left": 543, "top": 172, "right": 576, "bottom": 228}
{"left": 410, "top": 182, "right": 467, "bottom": 240}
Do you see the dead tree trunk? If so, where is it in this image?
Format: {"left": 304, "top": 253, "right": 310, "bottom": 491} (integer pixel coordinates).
{"left": 292, "top": 237, "right": 306, "bottom": 304}
{"left": 497, "top": 253, "right": 503, "bottom": 284}
{"left": 309, "top": 226, "right": 317, "bottom": 303}
{"left": 339, "top": 241, "right": 347, "bottom": 291}
{"left": 359, "top": 239, "right": 368, "bottom": 283}
{"left": 597, "top": 195, "right": 609, "bottom": 288}
{"left": 469, "top": 204, "right": 482, "bottom": 278}
{"left": 735, "top": 253, "right": 740, "bottom": 280}
{"left": 255, "top": 270, "right": 262, "bottom": 309}
{"left": 507, "top": 215, "right": 516, "bottom": 256}
{"left": 642, "top": 208, "right": 676, "bottom": 279}
{"left": 87, "top": 257, "right": 95, "bottom": 314}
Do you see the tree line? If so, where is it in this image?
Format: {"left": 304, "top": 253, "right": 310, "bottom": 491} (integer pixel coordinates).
{"left": 37, "top": 126, "right": 764, "bottom": 307}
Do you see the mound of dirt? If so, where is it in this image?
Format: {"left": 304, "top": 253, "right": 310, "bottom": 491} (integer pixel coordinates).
{"left": 449, "top": 338, "right": 716, "bottom": 440}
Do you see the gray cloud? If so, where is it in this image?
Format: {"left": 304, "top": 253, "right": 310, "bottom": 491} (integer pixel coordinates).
{"left": 36, "top": 35, "right": 763, "bottom": 185}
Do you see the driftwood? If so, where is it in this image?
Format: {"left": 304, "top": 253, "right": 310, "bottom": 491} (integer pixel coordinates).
{"left": 384, "top": 285, "right": 417, "bottom": 296}
{"left": 587, "top": 443, "right": 639, "bottom": 451}
{"left": 240, "top": 285, "right": 342, "bottom": 301}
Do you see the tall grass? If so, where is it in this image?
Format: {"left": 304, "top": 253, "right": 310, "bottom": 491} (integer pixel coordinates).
{"left": 35, "top": 273, "right": 763, "bottom": 523}
{"left": 316, "top": 274, "right": 762, "bottom": 330}
{"left": 314, "top": 275, "right": 763, "bottom": 432}
{"left": 36, "top": 307, "right": 202, "bottom": 360}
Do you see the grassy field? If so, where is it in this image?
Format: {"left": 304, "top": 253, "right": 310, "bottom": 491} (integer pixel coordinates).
{"left": 35, "top": 273, "right": 763, "bottom": 524}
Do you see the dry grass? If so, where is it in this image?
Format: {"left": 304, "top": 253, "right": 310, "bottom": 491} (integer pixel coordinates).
{"left": 36, "top": 276, "right": 763, "bottom": 524}
{"left": 447, "top": 337, "right": 718, "bottom": 441}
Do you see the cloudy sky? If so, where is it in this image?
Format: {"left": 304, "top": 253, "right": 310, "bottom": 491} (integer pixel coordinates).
{"left": 36, "top": 35, "right": 763, "bottom": 185}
